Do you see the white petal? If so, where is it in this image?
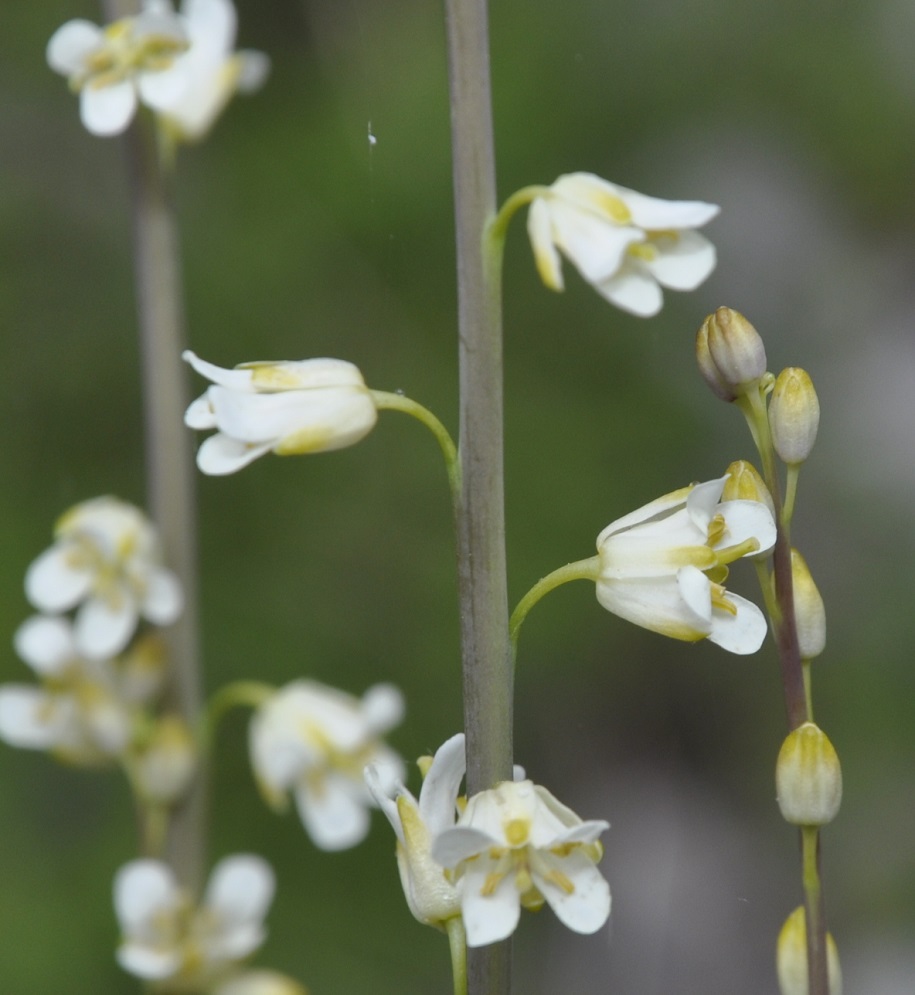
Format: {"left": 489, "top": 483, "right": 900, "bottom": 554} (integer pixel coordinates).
{"left": 183, "top": 350, "right": 256, "bottom": 390}
{"left": 25, "top": 545, "right": 92, "bottom": 613}
{"left": 13, "top": 615, "right": 76, "bottom": 675}
{"left": 74, "top": 593, "right": 138, "bottom": 660}
{"left": 685, "top": 477, "right": 728, "bottom": 531}
{"left": 214, "top": 971, "right": 307, "bottom": 995}
{"left": 431, "top": 826, "right": 494, "bottom": 867}
{"left": 707, "top": 593, "right": 769, "bottom": 655}
{"left": 237, "top": 50, "right": 271, "bottom": 92}
{"left": 364, "top": 764, "right": 405, "bottom": 842}
{"left": 595, "top": 264, "right": 663, "bottom": 317}
{"left": 418, "top": 733, "right": 466, "bottom": 832}
{"left": 116, "top": 944, "right": 182, "bottom": 980}
{"left": 0, "top": 687, "right": 67, "bottom": 749}
{"left": 295, "top": 777, "right": 371, "bottom": 851}
{"left": 80, "top": 81, "right": 138, "bottom": 136}
{"left": 196, "top": 433, "right": 273, "bottom": 475}
{"left": 646, "top": 231, "right": 717, "bottom": 290}
{"left": 550, "top": 204, "right": 642, "bottom": 285}
{"left": 460, "top": 864, "right": 522, "bottom": 947}
{"left": 534, "top": 851, "right": 611, "bottom": 934}
{"left": 138, "top": 63, "right": 193, "bottom": 111}
{"left": 615, "top": 186, "right": 720, "bottom": 230}
{"left": 185, "top": 393, "right": 218, "bottom": 429}
{"left": 676, "top": 565, "right": 715, "bottom": 625}
{"left": 46, "top": 20, "right": 102, "bottom": 76}
{"left": 596, "top": 485, "right": 692, "bottom": 542}
{"left": 597, "top": 573, "right": 710, "bottom": 642}
{"left": 141, "top": 569, "right": 184, "bottom": 624}
{"left": 182, "top": 0, "right": 237, "bottom": 52}
{"left": 527, "top": 198, "right": 564, "bottom": 290}
{"left": 716, "top": 500, "right": 777, "bottom": 555}
{"left": 113, "top": 859, "right": 180, "bottom": 933}
{"left": 205, "top": 854, "right": 274, "bottom": 952}
{"left": 599, "top": 525, "right": 716, "bottom": 579}
{"left": 361, "top": 683, "right": 405, "bottom": 734}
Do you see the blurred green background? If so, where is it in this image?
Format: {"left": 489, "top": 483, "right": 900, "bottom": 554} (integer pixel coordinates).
{"left": 2, "top": 0, "right": 915, "bottom": 991}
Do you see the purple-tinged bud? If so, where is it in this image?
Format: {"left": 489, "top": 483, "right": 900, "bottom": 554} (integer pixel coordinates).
{"left": 696, "top": 307, "right": 768, "bottom": 401}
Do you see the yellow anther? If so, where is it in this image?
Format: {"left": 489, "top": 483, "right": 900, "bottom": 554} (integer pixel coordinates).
{"left": 710, "top": 583, "right": 738, "bottom": 616}
{"left": 480, "top": 871, "right": 504, "bottom": 897}
{"left": 504, "top": 817, "right": 530, "bottom": 847}
{"left": 595, "top": 192, "right": 632, "bottom": 224}
{"left": 627, "top": 242, "right": 658, "bottom": 261}
{"left": 249, "top": 364, "right": 306, "bottom": 390}
{"left": 706, "top": 512, "right": 728, "bottom": 547}
{"left": 541, "top": 867, "right": 575, "bottom": 894}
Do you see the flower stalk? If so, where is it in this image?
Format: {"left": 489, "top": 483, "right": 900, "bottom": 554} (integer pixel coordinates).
{"left": 104, "top": 0, "right": 203, "bottom": 892}
{"left": 444, "top": 0, "right": 512, "bottom": 990}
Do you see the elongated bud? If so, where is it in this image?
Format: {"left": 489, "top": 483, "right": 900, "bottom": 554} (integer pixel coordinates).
{"left": 769, "top": 368, "right": 819, "bottom": 464}
{"left": 776, "top": 722, "right": 842, "bottom": 826}
{"left": 790, "top": 549, "right": 826, "bottom": 659}
{"left": 696, "top": 307, "right": 768, "bottom": 401}
{"left": 777, "top": 905, "right": 842, "bottom": 995}
{"left": 721, "top": 459, "right": 775, "bottom": 516}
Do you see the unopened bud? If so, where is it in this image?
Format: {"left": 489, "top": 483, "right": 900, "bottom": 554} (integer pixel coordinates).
{"left": 696, "top": 307, "right": 768, "bottom": 401}
{"left": 769, "top": 368, "right": 819, "bottom": 464}
{"left": 776, "top": 722, "right": 842, "bottom": 826}
{"left": 776, "top": 905, "right": 842, "bottom": 995}
{"left": 134, "top": 714, "right": 196, "bottom": 805}
{"left": 790, "top": 549, "right": 826, "bottom": 659}
{"left": 721, "top": 460, "right": 775, "bottom": 517}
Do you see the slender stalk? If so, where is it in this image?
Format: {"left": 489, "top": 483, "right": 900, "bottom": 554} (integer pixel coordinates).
{"left": 447, "top": 917, "right": 469, "bottom": 995}
{"left": 509, "top": 557, "right": 599, "bottom": 658}
{"left": 444, "top": 0, "right": 512, "bottom": 991}
{"left": 105, "top": 0, "right": 204, "bottom": 894}
{"left": 801, "top": 827, "right": 828, "bottom": 995}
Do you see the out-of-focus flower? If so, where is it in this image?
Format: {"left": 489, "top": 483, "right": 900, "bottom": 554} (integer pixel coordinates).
{"left": 250, "top": 680, "right": 404, "bottom": 850}
{"left": 24, "top": 497, "right": 182, "bottom": 660}
{"left": 151, "top": 0, "right": 270, "bottom": 143}
{"left": 527, "top": 173, "right": 718, "bottom": 316}
{"left": 366, "top": 732, "right": 465, "bottom": 928}
{"left": 132, "top": 713, "right": 197, "bottom": 805}
{"left": 776, "top": 906, "right": 842, "bottom": 995}
{"left": 114, "top": 854, "right": 274, "bottom": 986}
{"left": 0, "top": 617, "right": 165, "bottom": 764}
{"left": 46, "top": 5, "right": 187, "bottom": 136}
{"left": 596, "top": 476, "right": 775, "bottom": 654}
{"left": 214, "top": 971, "right": 309, "bottom": 995}
{"left": 431, "top": 779, "right": 610, "bottom": 947}
{"left": 184, "top": 351, "right": 378, "bottom": 475}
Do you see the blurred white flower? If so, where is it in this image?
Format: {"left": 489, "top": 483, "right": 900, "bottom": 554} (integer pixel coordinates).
{"left": 46, "top": 4, "right": 187, "bottom": 136}
{"left": 431, "top": 779, "right": 611, "bottom": 947}
{"left": 596, "top": 476, "right": 775, "bottom": 654}
{"left": 365, "top": 732, "right": 465, "bottom": 928}
{"left": 527, "top": 172, "right": 719, "bottom": 316}
{"left": 0, "top": 617, "right": 165, "bottom": 764}
{"left": 214, "top": 970, "right": 309, "bottom": 995}
{"left": 150, "top": 0, "right": 270, "bottom": 142}
{"left": 184, "top": 351, "right": 378, "bottom": 475}
{"left": 250, "top": 679, "right": 404, "bottom": 851}
{"left": 114, "top": 854, "right": 274, "bottom": 986}
{"left": 24, "top": 497, "right": 182, "bottom": 660}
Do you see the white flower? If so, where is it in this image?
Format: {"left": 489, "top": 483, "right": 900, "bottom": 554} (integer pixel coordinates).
{"left": 148, "top": 0, "right": 270, "bottom": 142}
{"left": 0, "top": 616, "right": 165, "bottom": 764}
{"left": 527, "top": 172, "right": 719, "bottom": 316}
{"left": 46, "top": 4, "right": 188, "bottom": 136}
{"left": 114, "top": 854, "right": 274, "bottom": 986}
{"left": 250, "top": 680, "right": 405, "bottom": 850}
{"left": 596, "top": 476, "right": 776, "bottom": 654}
{"left": 214, "top": 971, "right": 309, "bottom": 995}
{"left": 365, "top": 732, "right": 466, "bottom": 928}
{"left": 183, "top": 351, "right": 378, "bottom": 475}
{"left": 24, "top": 497, "right": 183, "bottom": 659}
{"left": 431, "top": 779, "right": 611, "bottom": 947}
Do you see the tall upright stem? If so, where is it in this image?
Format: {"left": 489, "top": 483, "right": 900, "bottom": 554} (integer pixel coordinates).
{"left": 105, "top": 0, "right": 204, "bottom": 894}
{"left": 444, "top": 0, "right": 512, "bottom": 991}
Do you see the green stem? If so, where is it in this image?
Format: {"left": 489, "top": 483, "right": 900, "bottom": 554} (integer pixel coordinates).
{"left": 510, "top": 557, "right": 600, "bottom": 658}
{"left": 783, "top": 463, "right": 800, "bottom": 527}
{"left": 370, "top": 390, "right": 460, "bottom": 502}
{"left": 487, "top": 185, "right": 551, "bottom": 246}
{"left": 103, "top": 0, "right": 204, "bottom": 891}
{"left": 444, "top": 0, "right": 512, "bottom": 990}
{"left": 801, "top": 826, "right": 829, "bottom": 995}
{"left": 201, "top": 680, "right": 276, "bottom": 748}
{"left": 447, "top": 916, "right": 469, "bottom": 995}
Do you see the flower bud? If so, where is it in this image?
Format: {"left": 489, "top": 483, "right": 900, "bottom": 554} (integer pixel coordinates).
{"left": 776, "top": 905, "right": 843, "bottom": 995}
{"left": 721, "top": 460, "right": 775, "bottom": 517}
{"left": 134, "top": 714, "right": 197, "bottom": 805}
{"left": 769, "top": 368, "right": 819, "bottom": 464}
{"left": 790, "top": 549, "right": 826, "bottom": 659}
{"left": 696, "top": 307, "right": 768, "bottom": 401}
{"left": 776, "top": 722, "right": 842, "bottom": 826}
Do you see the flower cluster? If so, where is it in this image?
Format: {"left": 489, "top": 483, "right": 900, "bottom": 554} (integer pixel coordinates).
{"left": 47, "top": 0, "right": 268, "bottom": 138}
{"left": 526, "top": 173, "right": 719, "bottom": 316}
{"left": 367, "top": 734, "right": 611, "bottom": 947}
{"left": 250, "top": 679, "right": 405, "bottom": 850}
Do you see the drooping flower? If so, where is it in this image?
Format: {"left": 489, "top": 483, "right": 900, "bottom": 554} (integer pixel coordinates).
{"left": 24, "top": 497, "right": 183, "bottom": 659}
{"left": 596, "top": 476, "right": 775, "bottom": 654}
{"left": 114, "top": 854, "right": 274, "bottom": 987}
{"left": 431, "top": 779, "right": 611, "bottom": 947}
{"left": 250, "top": 680, "right": 405, "bottom": 850}
{"left": 0, "top": 616, "right": 166, "bottom": 764}
{"left": 150, "top": 0, "right": 270, "bottom": 143}
{"left": 365, "top": 732, "right": 465, "bottom": 928}
{"left": 183, "top": 351, "right": 378, "bottom": 475}
{"left": 527, "top": 172, "right": 719, "bottom": 316}
{"left": 46, "top": 4, "right": 188, "bottom": 136}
